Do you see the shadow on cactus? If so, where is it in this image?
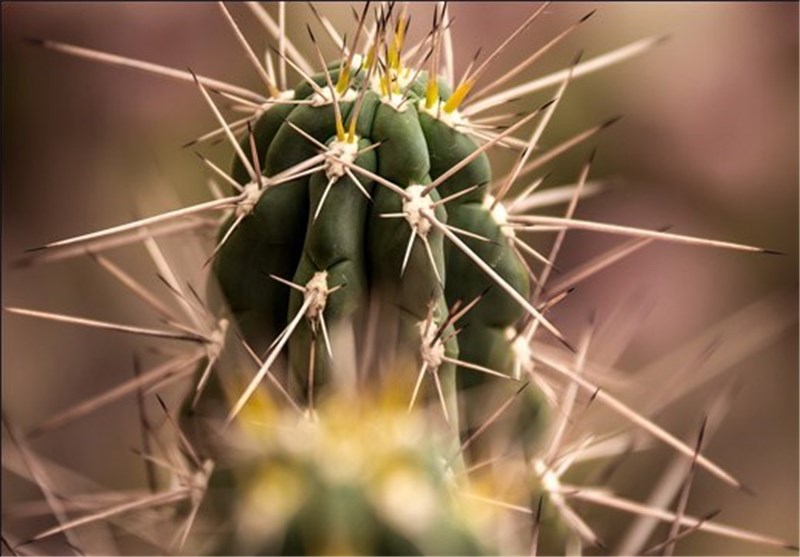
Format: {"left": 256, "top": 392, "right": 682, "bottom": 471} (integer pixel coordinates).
{"left": 4, "top": 3, "right": 797, "bottom": 556}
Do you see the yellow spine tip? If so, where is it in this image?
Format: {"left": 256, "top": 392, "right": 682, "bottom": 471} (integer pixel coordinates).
{"left": 336, "top": 67, "right": 351, "bottom": 94}
{"left": 443, "top": 80, "right": 474, "bottom": 114}
{"left": 425, "top": 77, "right": 440, "bottom": 110}
{"left": 381, "top": 75, "right": 391, "bottom": 98}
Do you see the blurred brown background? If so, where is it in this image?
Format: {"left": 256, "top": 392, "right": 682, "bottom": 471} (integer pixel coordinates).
{"left": 2, "top": 3, "right": 798, "bottom": 555}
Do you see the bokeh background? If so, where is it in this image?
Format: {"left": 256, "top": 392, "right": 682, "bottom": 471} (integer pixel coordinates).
{"left": 2, "top": 2, "right": 798, "bottom": 555}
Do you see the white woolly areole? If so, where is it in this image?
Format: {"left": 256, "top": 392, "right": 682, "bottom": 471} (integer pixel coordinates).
{"left": 533, "top": 458, "right": 561, "bottom": 494}
{"left": 418, "top": 98, "right": 467, "bottom": 128}
{"left": 349, "top": 54, "right": 364, "bottom": 71}
{"left": 418, "top": 317, "right": 445, "bottom": 370}
{"left": 325, "top": 138, "right": 359, "bottom": 181}
{"left": 304, "top": 271, "right": 330, "bottom": 320}
{"left": 509, "top": 328, "right": 533, "bottom": 377}
{"left": 371, "top": 69, "right": 414, "bottom": 111}
{"left": 378, "top": 468, "right": 438, "bottom": 535}
{"left": 483, "top": 193, "right": 515, "bottom": 239}
{"left": 403, "top": 185, "right": 435, "bottom": 237}
{"left": 189, "top": 460, "right": 215, "bottom": 505}
{"left": 236, "top": 182, "right": 262, "bottom": 217}
{"left": 207, "top": 318, "right": 230, "bottom": 360}
{"left": 377, "top": 90, "right": 412, "bottom": 111}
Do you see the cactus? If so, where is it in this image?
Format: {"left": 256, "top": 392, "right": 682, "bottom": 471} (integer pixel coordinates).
{"left": 3, "top": 3, "right": 797, "bottom": 556}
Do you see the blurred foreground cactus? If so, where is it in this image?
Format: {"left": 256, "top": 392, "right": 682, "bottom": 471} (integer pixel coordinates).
{"left": 3, "top": 3, "right": 797, "bottom": 556}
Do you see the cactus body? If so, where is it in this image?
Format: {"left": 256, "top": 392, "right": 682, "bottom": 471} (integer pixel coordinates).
{"left": 213, "top": 60, "right": 535, "bottom": 440}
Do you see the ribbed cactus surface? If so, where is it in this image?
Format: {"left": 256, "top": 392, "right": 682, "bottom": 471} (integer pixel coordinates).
{"left": 212, "top": 49, "right": 537, "bottom": 439}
